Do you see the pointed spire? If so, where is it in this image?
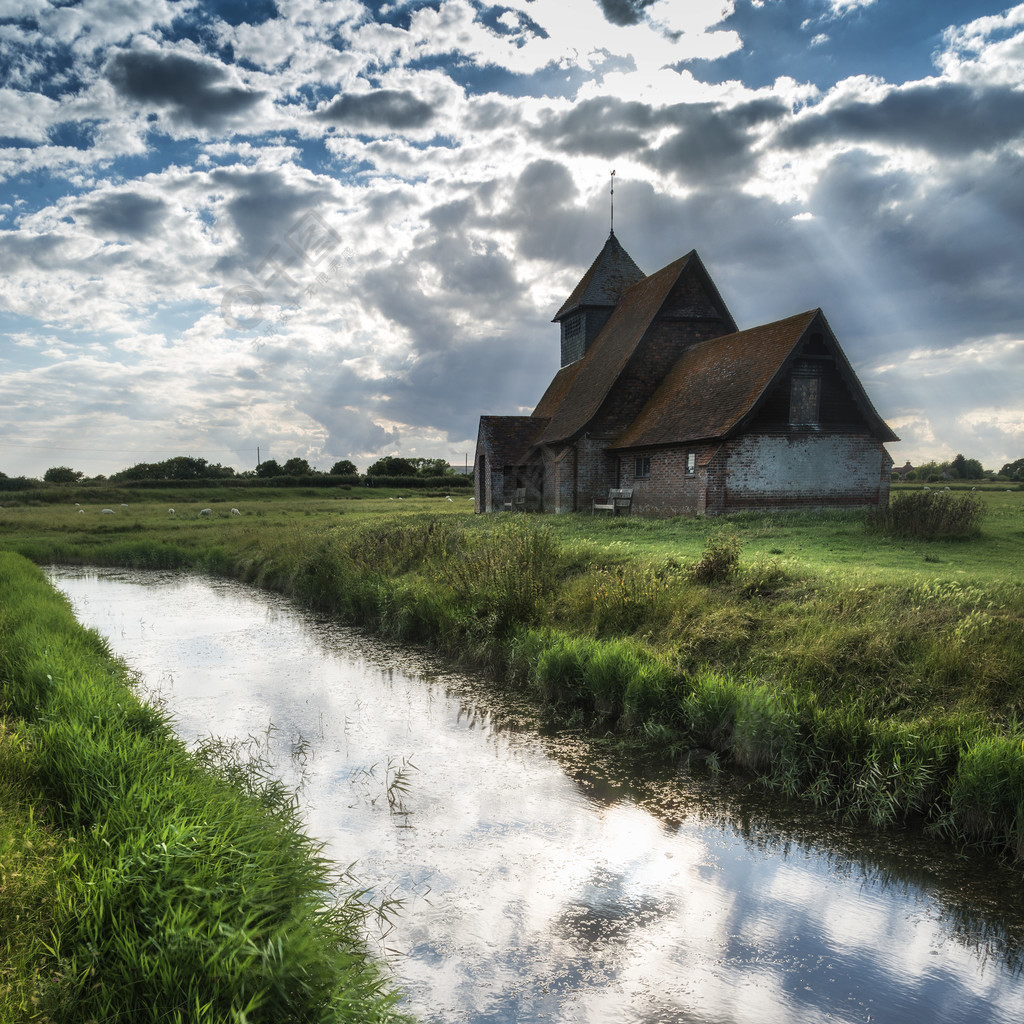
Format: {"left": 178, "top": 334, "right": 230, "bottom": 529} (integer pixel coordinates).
{"left": 553, "top": 231, "right": 645, "bottom": 321}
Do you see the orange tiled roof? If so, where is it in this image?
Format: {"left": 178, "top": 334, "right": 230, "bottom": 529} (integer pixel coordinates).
{"left": 538, "top": 253, "right": 698, "bottom": 444}
{"left": 610, "top": 308, "right": 898, "bottom": 448}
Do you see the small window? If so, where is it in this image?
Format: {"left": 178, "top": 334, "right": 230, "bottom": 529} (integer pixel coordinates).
{"left": 790, "top": 361, "right": 821, "bottom": 425}
{"left": 686, "top": 452, "right": 696, "bottom": 475}
{"left": 635, "top": 456, "right": 650, "bottom": 479}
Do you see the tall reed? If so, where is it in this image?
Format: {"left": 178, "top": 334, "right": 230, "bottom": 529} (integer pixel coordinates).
{"left": 0, "top": 552, "right": 411, "bottom": 1024}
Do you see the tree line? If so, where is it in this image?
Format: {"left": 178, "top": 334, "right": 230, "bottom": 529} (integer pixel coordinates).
{"left": 901, "top": 454, "right": 1024, "bottom": 482}
{"left": 2, "top": 454, "right": 465, "bottom": 487}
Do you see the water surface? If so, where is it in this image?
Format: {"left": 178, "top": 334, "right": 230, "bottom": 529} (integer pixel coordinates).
{"left": 49, "top": 567, "right": 1024, "bottom": 1024}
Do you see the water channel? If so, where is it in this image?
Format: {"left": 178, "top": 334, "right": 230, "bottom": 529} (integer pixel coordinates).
{"left": 48, "top": 566, "right": 1024, "bottom": 1024}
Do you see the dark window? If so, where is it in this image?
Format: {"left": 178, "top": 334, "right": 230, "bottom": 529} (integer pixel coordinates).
{"left": 789, "top": 361, "right": 821, "bottom": 425}
{"left": 686, "top": 452, "right": 696, "bottom": 475}
{"left": 635, "top": 456, "right": 650, "bottom": 478}
{"left": 560, "top": 314, "right": 586, "bottom": 365}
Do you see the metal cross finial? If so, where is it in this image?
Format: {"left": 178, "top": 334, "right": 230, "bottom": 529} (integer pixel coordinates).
{"left": 610, "top": 169, "right": 615, "bottom": 235}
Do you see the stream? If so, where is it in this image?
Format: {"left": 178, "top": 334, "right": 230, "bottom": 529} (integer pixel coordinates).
{"left": 48, "top": 566, "right": 1024, "bottom": 1024}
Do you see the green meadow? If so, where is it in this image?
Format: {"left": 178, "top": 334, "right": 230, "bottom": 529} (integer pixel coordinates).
{"left": 2, "top": 482, "right": 1024, "bottom": 1017}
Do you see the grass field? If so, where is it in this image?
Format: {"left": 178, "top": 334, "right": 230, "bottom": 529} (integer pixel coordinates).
{"left": 2, "top": 483, "right": 1023, "bottom": 860}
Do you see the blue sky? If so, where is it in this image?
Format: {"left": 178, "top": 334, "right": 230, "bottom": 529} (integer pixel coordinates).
{"left": 1, "top": 0, "right": 1022, "bottom": 476}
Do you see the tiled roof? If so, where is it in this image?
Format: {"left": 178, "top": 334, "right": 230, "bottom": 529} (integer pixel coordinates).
{"left": 477, "top": 415, "right": 547, "bottom": 464}
{"left": 610, "top": 308, "right": 899, "bottom": 449}
{"left": 610, "top": 310, "right": 819, "bottom": 448}
{"left": 532, "top": 361, "right": 582, "bottom": 421}
{"left": 553, "top": 232, "right": 646, "bottom": 320}
{"left": 537, "top": 253, "right": 697, "bottom": 445}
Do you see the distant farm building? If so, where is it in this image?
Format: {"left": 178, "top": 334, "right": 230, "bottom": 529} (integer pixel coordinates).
{"left": 475, "top": 232, "right": 897, "bottom": 516}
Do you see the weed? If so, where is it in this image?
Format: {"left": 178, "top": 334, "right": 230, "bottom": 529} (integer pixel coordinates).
{"left": 871, "top": 490, "right": 986, "bottom": 539}
{"left": 688, "top": 533, "right": 740, "bottom": 584}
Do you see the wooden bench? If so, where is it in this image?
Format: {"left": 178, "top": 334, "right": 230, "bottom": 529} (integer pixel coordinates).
{"left": 503, "top": 487, "right": 537, "bottom": 511}
{"left": 592, "top": 487, "right": 633, "bottom": 515}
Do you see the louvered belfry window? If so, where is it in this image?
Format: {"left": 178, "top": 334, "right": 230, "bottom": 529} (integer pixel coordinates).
{"left": 560, "top": 314, "right": 586, "bottom": 366}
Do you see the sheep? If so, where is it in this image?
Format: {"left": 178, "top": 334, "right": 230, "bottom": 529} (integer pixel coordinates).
{"left": 78, "top": 509, "right": 85, "bottom": 514}
{"left": 168, "top": 508, "right": 175, "bottom": 516}
{"left": 943, "top": 486, "right": 951, "bottom": 491}
{"left": 74, "top": 502, "right": 80, "bottom": 507}
{"left": 230, "top": 508, "right": 241, "bottom": 516}
{"left": 199, "top": 508, "right": 212, "bottom": 516}
{"left": 102, "top": 508, "right": 115, "bottom": 514}
{"left": 121, "top": 503, "right": 128, "bottom": 507}
{"left": 446, "top": 496, "right": 453, "bottom": 502}
{"left": 923, "top": 486, "right": 930, "bottom": 492}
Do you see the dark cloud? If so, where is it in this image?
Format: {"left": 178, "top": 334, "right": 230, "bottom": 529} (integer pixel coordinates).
{"left": 105, "top": 50, "right": 262, "bottom": 128}
{"left": 209, "top": 169, "right": 338, "bottom": 299}
{"left": 642, "top": 104, "right": 759, "bottom": 184}
{"left": 534, "top": 96, "right": 771, "bottom": 177}
{"left": 75, "top": 192, "right": 167, "bottom": 239}
{"left": 595, "top": 0, "right": 657, "bottom": 28}
{"left": 316, "top": 90, "right": 435, "bottom": 130}
{"left": 532, "top": 96, "right": 657, "bottom": 158}
{"left": 780, "top": 82, "right": 1024, "bottom": 156}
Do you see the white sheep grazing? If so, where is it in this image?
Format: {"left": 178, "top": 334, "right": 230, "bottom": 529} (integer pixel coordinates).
{"left": 121, "top": 503, "right": 128, "bottom": 507}
{"left": 923, "top": 486, "right": 930, "bottom": 492}
{"left": 230, "top": 508, "right": 240, "bottom": 515}
{"left": 168, "top": 508, "right": 175, "bottom": 516}
{"left": 78, "top": 509, "right": 85, "bottom": 514}
{"left": 102, "top": 508, "right": 114, "bottom": 514}
{"left": 74, "top": 502, "right": 80, "bottom": 507}
{"left": 199, "top": 508, "right": 212, "bottom": 516}
{"left": 446, "top": 496, "right": 453, "bottom": 502}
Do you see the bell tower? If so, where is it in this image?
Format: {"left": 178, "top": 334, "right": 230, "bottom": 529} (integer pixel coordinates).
{"left": 552, "top": 231, "right": 645, "bottom": 367}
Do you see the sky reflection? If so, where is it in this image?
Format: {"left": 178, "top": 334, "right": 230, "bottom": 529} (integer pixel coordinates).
{"left": 50, "top": 567, "right": 1024, "bottom": 1024}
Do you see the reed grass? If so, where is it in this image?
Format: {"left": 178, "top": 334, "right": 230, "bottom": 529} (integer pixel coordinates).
{"left": 0, "top": 552, "right": 411, "bottom": 1024}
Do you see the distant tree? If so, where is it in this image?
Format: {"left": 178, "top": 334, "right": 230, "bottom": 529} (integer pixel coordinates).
{"left": 43, "top": 466, "right": 83, "bottom": 483}
{"left": 1000, "top": 458, "right": 1024, "bottom": 481}
{"left": 256, "top": 459, "right": 281, "bottom": 477}
{"left": 0, "top": 470, "right": 7, "bottom": 479}
{"left": 282, "top": 457, "right": 313, "bottom": 476}
{"left": 329, "top": 459, "right": 358, "bottom": 476}
{"left": 950, "top": 454, "right": 985, "bottom": 480}
{"left": 411, "top": 457, "right": 452, "bottom": 477}
{"left": 366, "top": 455, "right": 416, "bottom": 476}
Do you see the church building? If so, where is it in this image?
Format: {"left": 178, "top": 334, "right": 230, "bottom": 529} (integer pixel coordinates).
{"left": 475, "top": 231, "right": 897, "bottom": 517}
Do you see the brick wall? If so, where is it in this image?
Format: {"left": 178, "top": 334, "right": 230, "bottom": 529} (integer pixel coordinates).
{"left": 721, "top": 433, "right": 890, "bottom": 511}
{"left": 616, "top": 446, "right": 710, "bottom": 517}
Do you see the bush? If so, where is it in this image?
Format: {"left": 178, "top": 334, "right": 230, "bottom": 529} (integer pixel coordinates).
{"left": 688, "top": 534, "right": 740, "bottom": 584}
{"left": 871, "top": 491, "right": 985, "bottom": 539}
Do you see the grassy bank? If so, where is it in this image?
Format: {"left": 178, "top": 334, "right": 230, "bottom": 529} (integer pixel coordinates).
{"left": 0, "top": 552, "right": 410, "bottom": 1023}
{"left": 1, "top": 487, "right": 1023, "bottom": 861}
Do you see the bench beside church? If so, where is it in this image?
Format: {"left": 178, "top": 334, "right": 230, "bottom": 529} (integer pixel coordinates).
{"left": 475, "top": 230, "right": 897, "bottom": 517}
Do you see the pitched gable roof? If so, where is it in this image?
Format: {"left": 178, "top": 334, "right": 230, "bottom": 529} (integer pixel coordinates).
{"left": 610, "top": 309, "right": 898, "bottom": 449}
{"left": 538, "top": 250, "right": 736, "bottom": 445}
{"left": 538, "top": 254, "right": 691, "bottom": 444}
{"left": 553, "top": 232, "right": 645, "bottom": 320}
{"left": 477, "top": 415, "right": 546, "bottom": 464}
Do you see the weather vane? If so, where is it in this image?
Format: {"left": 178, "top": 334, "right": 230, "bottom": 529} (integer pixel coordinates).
{"left": 610, "top": 169, "right": 615, "bottom": 235}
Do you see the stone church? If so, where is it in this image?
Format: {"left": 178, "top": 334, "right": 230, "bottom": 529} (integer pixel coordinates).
{"left": 475, "top": 231, "right": 897, "bottom": 516}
